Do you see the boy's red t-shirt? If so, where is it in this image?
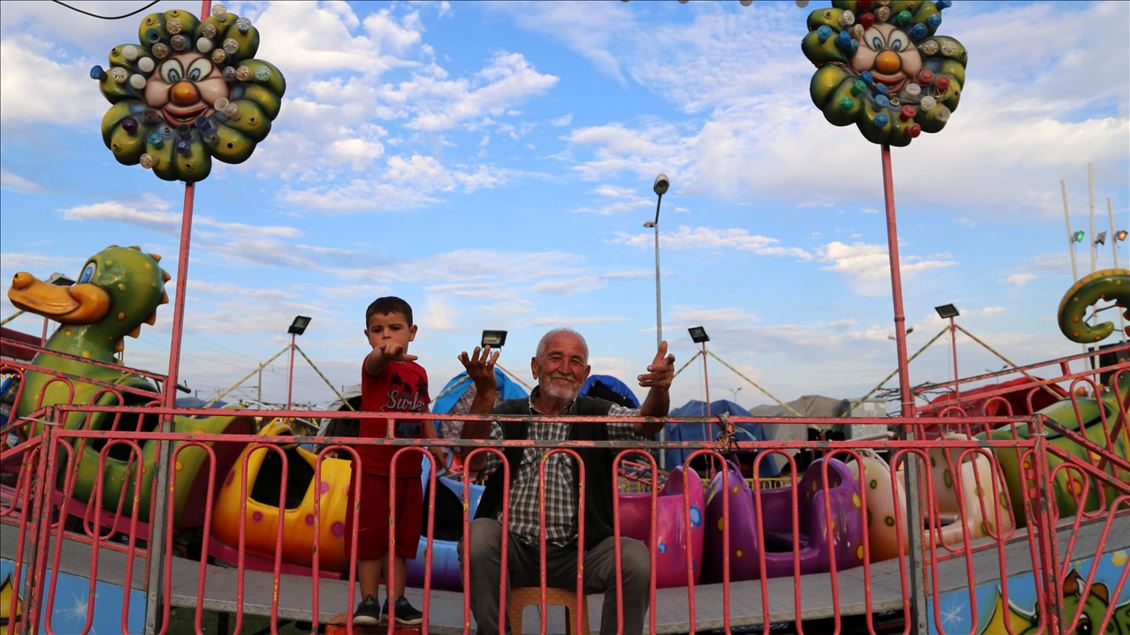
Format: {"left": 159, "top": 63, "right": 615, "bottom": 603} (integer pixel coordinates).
{"left": 356, "top": 360, "right": 430, "bottom": 476}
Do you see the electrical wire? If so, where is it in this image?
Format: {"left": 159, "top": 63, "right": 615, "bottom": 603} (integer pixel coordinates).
{"left": 51, "top": 0, "right": 162, "bottom": 20}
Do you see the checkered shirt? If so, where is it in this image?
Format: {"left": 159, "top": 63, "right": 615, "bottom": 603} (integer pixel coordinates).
{"left": 480, "top": 392, "right": 646, "bottom": 547}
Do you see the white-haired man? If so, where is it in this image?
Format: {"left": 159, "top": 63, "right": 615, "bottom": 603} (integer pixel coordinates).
{"left": 458, "top": 328, "right": 675, "bottom": 635}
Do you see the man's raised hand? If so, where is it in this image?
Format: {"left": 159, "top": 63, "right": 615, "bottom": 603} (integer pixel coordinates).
{"left": 638, "top": 340, "right": 675, "bottom": 390}
{"left": 458, "top": 345, "right": 501, "bottom": 390}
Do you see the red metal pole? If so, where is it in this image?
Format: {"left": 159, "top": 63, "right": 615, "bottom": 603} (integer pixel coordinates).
{"left": 286, "top": 333, "right": 296, "bottom": 410}
{"left": 881, "top": 144, "right": 929, "bottom": 635}
{"left": 881, "top": 145, "right": 913, "bottom": 418}
{"left": 950, "top": 316, "right": 960, "bottom": 405}
{"left": 161, "top": 182, "right": 195, "bottom": 408}
{"left": 702, "top": 342, "right": 711, "bottom": 418}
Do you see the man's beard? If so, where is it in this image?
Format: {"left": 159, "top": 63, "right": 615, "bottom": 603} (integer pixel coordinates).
{"left": 540, "top": 375, "right": 579, "bottom": 401}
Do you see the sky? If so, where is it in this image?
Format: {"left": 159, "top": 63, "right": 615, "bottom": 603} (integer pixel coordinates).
{"left": 1, "top": 0, "right": 1128, "bottom": 412}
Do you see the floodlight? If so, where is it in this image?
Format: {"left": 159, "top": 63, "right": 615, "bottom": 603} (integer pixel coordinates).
{"left": 481, "top": 330, "right": 508, "bottom": 348}
{"left": 1072, "top": 230, "right": 1085, "bottom": 243}
{"left": 47, "top": 273, "right": 75, "bottom": 286}
{"left": 288, "top": 315, "right": 312, "bottom": 335}
{"left": 934, "top": 304, "right": 960, "bottom": 319}
{"left": 1095, "top": 231, "right": 1107, "bottom": 246}
{"left": 1115, "top": 230, "right": 1128, "bottom": 242}
{"left": 688, "top": 326, "right": 710, "bottom": 344}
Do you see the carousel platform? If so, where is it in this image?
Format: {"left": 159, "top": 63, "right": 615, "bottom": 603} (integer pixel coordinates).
{"left": 4, "top": 512, "right": 1126, "bottom": 633}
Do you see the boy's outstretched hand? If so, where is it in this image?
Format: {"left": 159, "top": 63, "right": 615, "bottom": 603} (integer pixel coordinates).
{"left": 638, "top": 340, "right": 675, "bottom": 391}
{"left": 364, "top": 342, "right": 417, "bottom": 377}
{"left": 458, "top": 345, "right": 500, "bottom": 391}
{"left": 372, "top": 342, "right": 417, "bottom": 363}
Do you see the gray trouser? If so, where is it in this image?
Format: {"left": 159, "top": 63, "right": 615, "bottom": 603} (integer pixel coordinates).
{"left": 461, "top": 517, "right": 651, "bottom": 635}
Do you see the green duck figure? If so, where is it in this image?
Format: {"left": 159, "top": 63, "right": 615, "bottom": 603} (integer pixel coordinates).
{"left": 7, "top": 245, "right": 254, "bottom": 529}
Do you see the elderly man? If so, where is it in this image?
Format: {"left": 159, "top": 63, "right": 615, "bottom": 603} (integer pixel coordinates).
{"left": 458, "top": 328, "right": 675, "bottom": 635}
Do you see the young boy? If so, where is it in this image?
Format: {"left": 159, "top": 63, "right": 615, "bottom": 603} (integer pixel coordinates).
{"left": 350, "top": 296, "right": 437, "bottom": 626}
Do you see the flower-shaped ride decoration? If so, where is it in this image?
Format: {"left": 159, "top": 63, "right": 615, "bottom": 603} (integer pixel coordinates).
{"left": 91, "top": 5, "right": 285, "bottom": 182}
{"left": 801, "top": 0, "right": 966, "bottom": 147}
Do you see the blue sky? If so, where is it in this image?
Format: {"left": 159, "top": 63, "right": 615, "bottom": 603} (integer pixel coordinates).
{"left": 1, "top": 1, "right": 1127, "bottom": 410}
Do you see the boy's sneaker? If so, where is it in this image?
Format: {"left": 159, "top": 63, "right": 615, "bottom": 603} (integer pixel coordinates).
{"left": 352, "top": 595, "right": 381, "bottom": 626}
{"left": 383, "top": 596, "right": 424, "bottom": 626}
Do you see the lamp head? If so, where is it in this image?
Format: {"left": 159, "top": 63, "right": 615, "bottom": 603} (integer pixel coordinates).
{"left": 288, "top": 315, "right": 312, "bottom": 335}
{"left": 653, "top": 173, "right": 669, "bottom": 196}
{"left": 481, "top": 329, "right": 507, "bottom": 348}
{"left": 934, "top": 304, "right": 959, "bottom": 319}
{"left": 688, "top": 325, "right": 710, "bottom": 343}
{"left": 46, "top": 272, "right": 75, "bottom": 286}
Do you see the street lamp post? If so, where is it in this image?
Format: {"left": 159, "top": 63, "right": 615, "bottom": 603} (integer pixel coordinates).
{"left": 688, "top": 326, "right": 711, "bottom": 417}
{"left": 646, "top": 174, "right": 669, "bottom": 350}
{"left": 935, "top": 304, "right": 960, "bottom": 405}
{"left": 286, "top": 315, "right": 311, "bottom": 410}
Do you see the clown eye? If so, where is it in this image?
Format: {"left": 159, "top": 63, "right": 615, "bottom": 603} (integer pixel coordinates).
{"left": 159, "top": 59, "right": 183, "bottom": 83}
{"left": 864, "top": 27, "right": 884, "bottom": 50}
{"left": 77, "top": 262, "right": 96, "bottom": 284}
{"left": 187, "top": 58, "right": 213, "bottom": 81}
{"left": 888, "top": 31, "right": 909, "bottom": 52}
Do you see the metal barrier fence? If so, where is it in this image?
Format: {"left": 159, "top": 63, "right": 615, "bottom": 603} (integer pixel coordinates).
{"left": 1, "top": 367, "right": 1127, "bottom": 634}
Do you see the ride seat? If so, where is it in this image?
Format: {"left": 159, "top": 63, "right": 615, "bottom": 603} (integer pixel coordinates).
{"left": 508, "top": 586, "right": 590, "bottom": 635}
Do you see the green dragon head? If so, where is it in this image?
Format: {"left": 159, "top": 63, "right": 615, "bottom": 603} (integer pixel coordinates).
{"left": 1058, "top": 268, "right": 1130, "bottom": 344}
{"left": 8, "top": 245, "right": 170, "bottom": 361}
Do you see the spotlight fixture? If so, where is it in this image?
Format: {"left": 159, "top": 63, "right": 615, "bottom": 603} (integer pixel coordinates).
{"left": 688, "top": 326, "right": 710, "bottom": 344}
{"left": 934, "top": 304, "right": 960, "bottom": 319}
{"left": 288, "top": 315, "right": 312, "bottom": 335}
{"left": 480, "top": 330, "right": 508, "bottom": 348}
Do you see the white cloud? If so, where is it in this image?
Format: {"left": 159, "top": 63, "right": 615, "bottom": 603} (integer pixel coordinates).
{"left": 0, "top": 36, "right": 102, "bottom": 128}
{"left": 250, "top": 2, "right": 417, "bottom": 80}
{"left": 670, "top": 306, "right": 759, "bottom": 324}
{"left": 405, "top": 52, "right": 558, "bottom": 131}
{"left": 420, "top": 295, "right": 458, "bottom": 332}
{"left": 611, "top": 225, "right": 811, "bottom": 261}
{"left": 980, "top": 307, "right": 1006, "bottom": 316}
{"left": 363, "top": 9, "right": 424, "bottom": 53}
{"left": 61, "top": 198, "right": 181, "bottom": 229}
{"left": 280, "top": 154, "right": 510, "bottom": 212}
{"left": 0, "top": 170, "right": 43, "bottom": 194}
{"left": 530, "top": 315, "right": 630, "bottom": 326}
{"left": 1003, "top": 273, "right": 1036, "bottom": 286}
{"left": 551, "top": 2, "right": 1128, "bottom": 219}
{"left": 818, "top": 242, "right": 957, "bottom": 297}
{"left": 493, "top": 2, "right": 637, "bottom": 83}
{"left": 327, "top": 137, "right": 386, "bottom": 170}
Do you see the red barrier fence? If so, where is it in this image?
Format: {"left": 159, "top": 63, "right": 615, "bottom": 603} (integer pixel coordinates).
{"left": 1, "top": 366, "right": 1127, "bottom": 634}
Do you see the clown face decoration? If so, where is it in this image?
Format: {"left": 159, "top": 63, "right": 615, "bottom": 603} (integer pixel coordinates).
{"left": 91, "top": 6, "right": 285, "bottom": 182}
{"left": 802, "top": 0, "right": 966, "bottom": 147}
